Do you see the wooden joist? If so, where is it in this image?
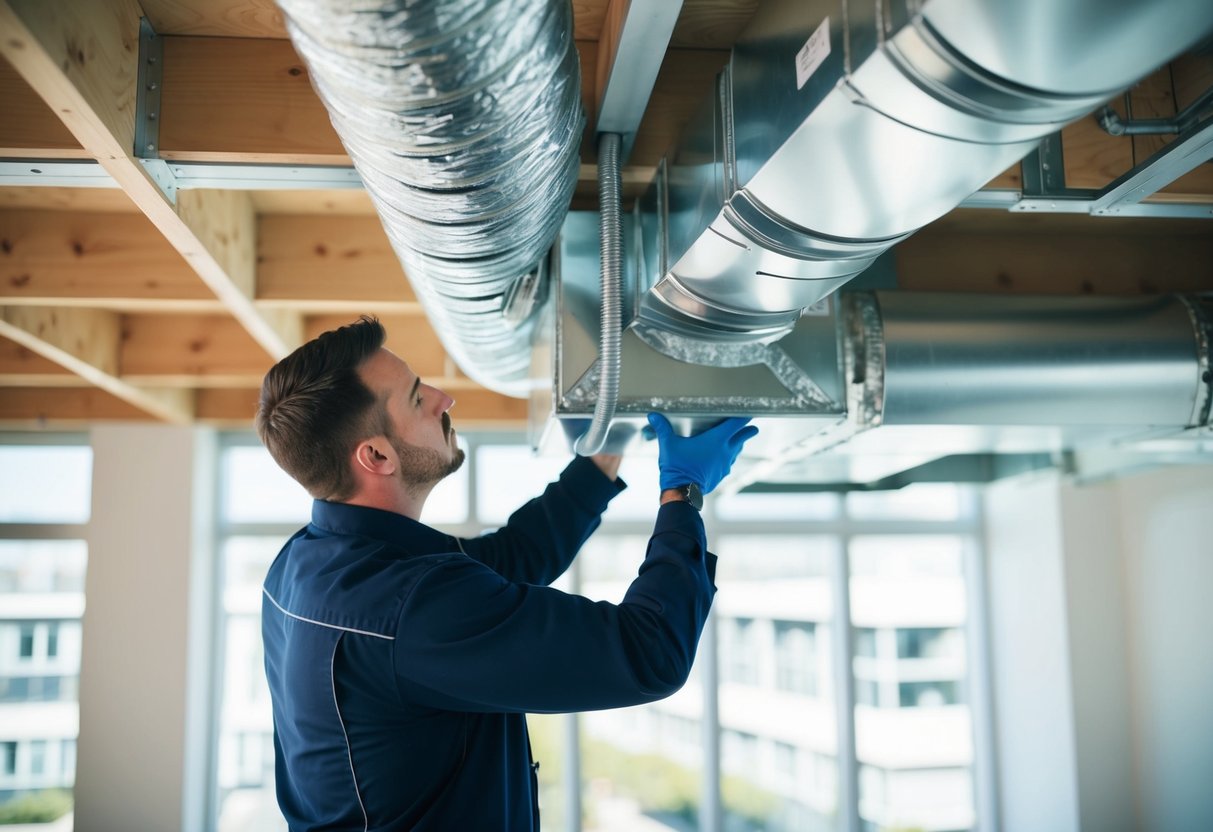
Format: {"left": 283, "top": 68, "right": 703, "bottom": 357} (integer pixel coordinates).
{"left": 0, "top": 306, "right": 195, "bottom": 422}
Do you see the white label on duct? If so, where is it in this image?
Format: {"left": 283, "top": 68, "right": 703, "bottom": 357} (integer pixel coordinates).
{"left": 801, "top": 298, "right": 831, "bottom": 317}
{"left": 796, "top": 17, "right": 831, "bottom": 91}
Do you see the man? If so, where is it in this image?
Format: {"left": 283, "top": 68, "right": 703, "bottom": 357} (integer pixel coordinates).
{"left": 255, "top": 316, "right": 757, "bottom": 831}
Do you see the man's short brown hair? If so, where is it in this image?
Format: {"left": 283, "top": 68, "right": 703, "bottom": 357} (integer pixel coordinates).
{"left": 255, "top": 316, "right": 387, "bottom": 501}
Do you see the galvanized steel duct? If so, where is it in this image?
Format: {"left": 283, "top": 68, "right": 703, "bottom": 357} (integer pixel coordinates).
{"left": 637, "top": 0, "right": 1213, "bottom": 353}
{"left": 275, "top": 0, "right": 583, "bottom": 396}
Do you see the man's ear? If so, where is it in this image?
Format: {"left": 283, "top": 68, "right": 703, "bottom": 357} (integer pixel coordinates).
{"left": 353, "top": 436, "right": 397, "bottom": 477}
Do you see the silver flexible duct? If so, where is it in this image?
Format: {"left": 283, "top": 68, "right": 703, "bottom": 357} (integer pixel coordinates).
{"left": 275, "top": 0, "right": 584, "bottom": 396}
{"left": 573, "top": 132, "right": 624, "bottom": 456}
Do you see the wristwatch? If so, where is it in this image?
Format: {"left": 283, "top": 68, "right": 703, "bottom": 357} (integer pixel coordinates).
{"left": 665, "top": 482, "right": 704, "bottom": 511}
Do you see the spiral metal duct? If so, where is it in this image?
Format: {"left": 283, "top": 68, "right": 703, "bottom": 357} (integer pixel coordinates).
{"left": 275, "top": 0, "right": 583, "bottom": 396}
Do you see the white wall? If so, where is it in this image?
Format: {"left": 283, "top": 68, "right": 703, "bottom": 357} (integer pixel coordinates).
{"left": 75, "top": 425, "right": 215, "bottom": 832}
{"left": 1115, "top": 465, "right": 1213, "bottom": 832}
{"left": 984, "top": 463, "right": 1213, "bottom": 832}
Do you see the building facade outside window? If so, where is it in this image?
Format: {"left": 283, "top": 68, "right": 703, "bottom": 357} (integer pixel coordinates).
{"left": 0, "top": 437, "right": 91, "bottom": 825}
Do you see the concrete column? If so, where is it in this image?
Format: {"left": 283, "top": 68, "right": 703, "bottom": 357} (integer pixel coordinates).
{"left": 75, "top": 425, "right": 215, "bottom": 832}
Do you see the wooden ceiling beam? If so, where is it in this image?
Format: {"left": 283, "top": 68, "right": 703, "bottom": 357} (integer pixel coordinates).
{"left": 0, "top": 0, "right": 302, "bottom": 361}
{"left": 159, "top": 36, "right": 346, "bottom": 164}
{"left": 0, "top": 208, "right": 221, "bottom": 309}
{"left": 194, "top": 386, "right": 527, "bottom": 429}
{"left": 0, "top": 306, "right": 194, "bottom": 422}
{"left": 0, "top": 386, "right": 152, "bottom": 424}
{"left": 257, "top": 214, "right": 422, "bottom": 313}
{"left": 0, "top": 58, "right": 88, "bottom": 158}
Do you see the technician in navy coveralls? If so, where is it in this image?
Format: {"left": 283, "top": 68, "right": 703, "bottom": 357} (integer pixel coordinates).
{"left": 254, "top": 316, "right": 757, "bottom": 831}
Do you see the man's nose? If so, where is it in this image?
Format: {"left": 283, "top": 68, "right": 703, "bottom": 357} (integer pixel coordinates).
{"left": 430, "top": 386, "right": 455, "bottom": 413}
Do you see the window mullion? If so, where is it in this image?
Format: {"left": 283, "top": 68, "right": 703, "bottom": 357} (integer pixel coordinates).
{"left": 831, "top": 534, "right": 860, "bottom": 832}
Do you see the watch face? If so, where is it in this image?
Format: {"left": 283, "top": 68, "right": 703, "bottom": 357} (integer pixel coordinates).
{"left": 684, "top": 482, "right": 704, "bottom": 511}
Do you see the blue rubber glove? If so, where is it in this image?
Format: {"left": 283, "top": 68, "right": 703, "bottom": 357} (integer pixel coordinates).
{"left": 647, "top": 413, "right": 759, "bottom": 494}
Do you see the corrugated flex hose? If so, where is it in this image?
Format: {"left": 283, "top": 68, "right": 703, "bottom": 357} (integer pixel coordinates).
{"left": 574, "top": 132, "right": 624, "bottom": 456}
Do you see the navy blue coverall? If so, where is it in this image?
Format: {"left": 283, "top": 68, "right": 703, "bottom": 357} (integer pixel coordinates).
{"left": 262, "top": 455, "right": 717, "bottom": 830}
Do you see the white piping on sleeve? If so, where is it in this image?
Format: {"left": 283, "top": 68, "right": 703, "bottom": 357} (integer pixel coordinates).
{"left": 331, "top": 634, "right": 369, "bottom": 832}
{"left": 263, "top": 587, "right": 395, "bottom": 641}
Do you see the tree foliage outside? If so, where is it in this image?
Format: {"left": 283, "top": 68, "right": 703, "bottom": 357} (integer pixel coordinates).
{"left": 0, "top": 790, "right": 73, "bottom": 824}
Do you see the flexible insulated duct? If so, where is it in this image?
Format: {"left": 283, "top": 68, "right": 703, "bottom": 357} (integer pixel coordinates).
{"left": 275, "top": 0, "right": 583, "bottom": 396}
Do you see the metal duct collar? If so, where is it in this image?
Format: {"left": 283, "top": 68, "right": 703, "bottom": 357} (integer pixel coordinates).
{"left": 276, "top": 0, "right": 584, "bottom": 396}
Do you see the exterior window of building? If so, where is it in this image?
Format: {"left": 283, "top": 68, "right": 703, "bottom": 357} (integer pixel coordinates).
{"left": 773, "top": 620, "right": 817, "bottom": 696}
{"left": 898, "top": 627, "right": 962, "bottom": 660}
{"left": 45, "top": 624, "right": 58, "bottom": 660}
{"left": 0, "top": 437, "right": 90, "bottom": 824}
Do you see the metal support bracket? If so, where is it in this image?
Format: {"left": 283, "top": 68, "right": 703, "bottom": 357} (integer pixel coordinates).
{"left": 960, "top": 125, "right": 1213, "bottom": 219}
{"left": 1014, "top": 132, "right": 1091, "bottom": 213}
{"left": 135, "top": 17, "right": 177, "bottom": 204}
{"left": 1090, "top": 117, "right": 1213, "bottom": 216}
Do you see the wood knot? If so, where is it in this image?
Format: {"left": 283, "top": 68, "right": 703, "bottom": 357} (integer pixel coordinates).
{"left": 314, "top": 244, "right": 328, "bottom": 256}
{"left": 0, "top": 239, "right": 12, "bottom": 254}
{"left": 71, "top": 241, "right": 85, "bottom": 256}
{"left": 288, "top": 66, "right": 304, "bottom": 77}
{"left": 9, "top": 274, "right": 31, "bottom": 288}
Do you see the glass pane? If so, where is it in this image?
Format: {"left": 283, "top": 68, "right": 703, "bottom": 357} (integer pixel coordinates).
{"left": 845, "top": 483, "right": 964, "bottom": 522}
{"left": 0, "top": 446, "right": 92, "bottom": 523}
{"left": 216, "top": 537, "right": 286, "bottom": 832}
{"left": 528, "top": 713, "right": 570, "bottom": 832}
{"left": 716, "top": 535, "right": 839, "bottom": 832}
{"left": 475, "top": 446, "right": 569, "bottom": 525}
{"left": 221, "top": 446, "right": 312, "bottom": 524}
{"left": 0, "top": 540, "right": 86, "bottom": 823}
{"left": 850, "top": 533, "right": 975, "bottom": 832}
{"left": 577, "top": 533, "right": 704, "bottom": 830}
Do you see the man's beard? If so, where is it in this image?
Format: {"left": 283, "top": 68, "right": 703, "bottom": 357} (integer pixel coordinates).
{"left": 389, "top": 432, "right": 465, "bottom": 494}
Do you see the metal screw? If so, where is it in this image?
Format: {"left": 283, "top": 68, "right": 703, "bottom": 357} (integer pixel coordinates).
{"left": 148, "top": 112, "right": 157, "bottom": 120}
{"left": 145, "top": 143, "right": 155, "bottom": 152}
{"left": 146, "top": 82, "right": 157, "bottom": 91}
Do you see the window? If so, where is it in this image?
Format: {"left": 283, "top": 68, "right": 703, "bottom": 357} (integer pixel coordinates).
{"left": 897, "top": 627, "right": 962, "bottom": 660}
{"left": 774, "top": 621, "right": 817, "bottom": 696}
{"left": 721, "top": 617, "right": 762, "bottom": 687}
{"left": 1, "top": 742, "right": 14, "bottom": 777}
{"left": 0, "top": 436, "right": 89, "bottom": 820}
